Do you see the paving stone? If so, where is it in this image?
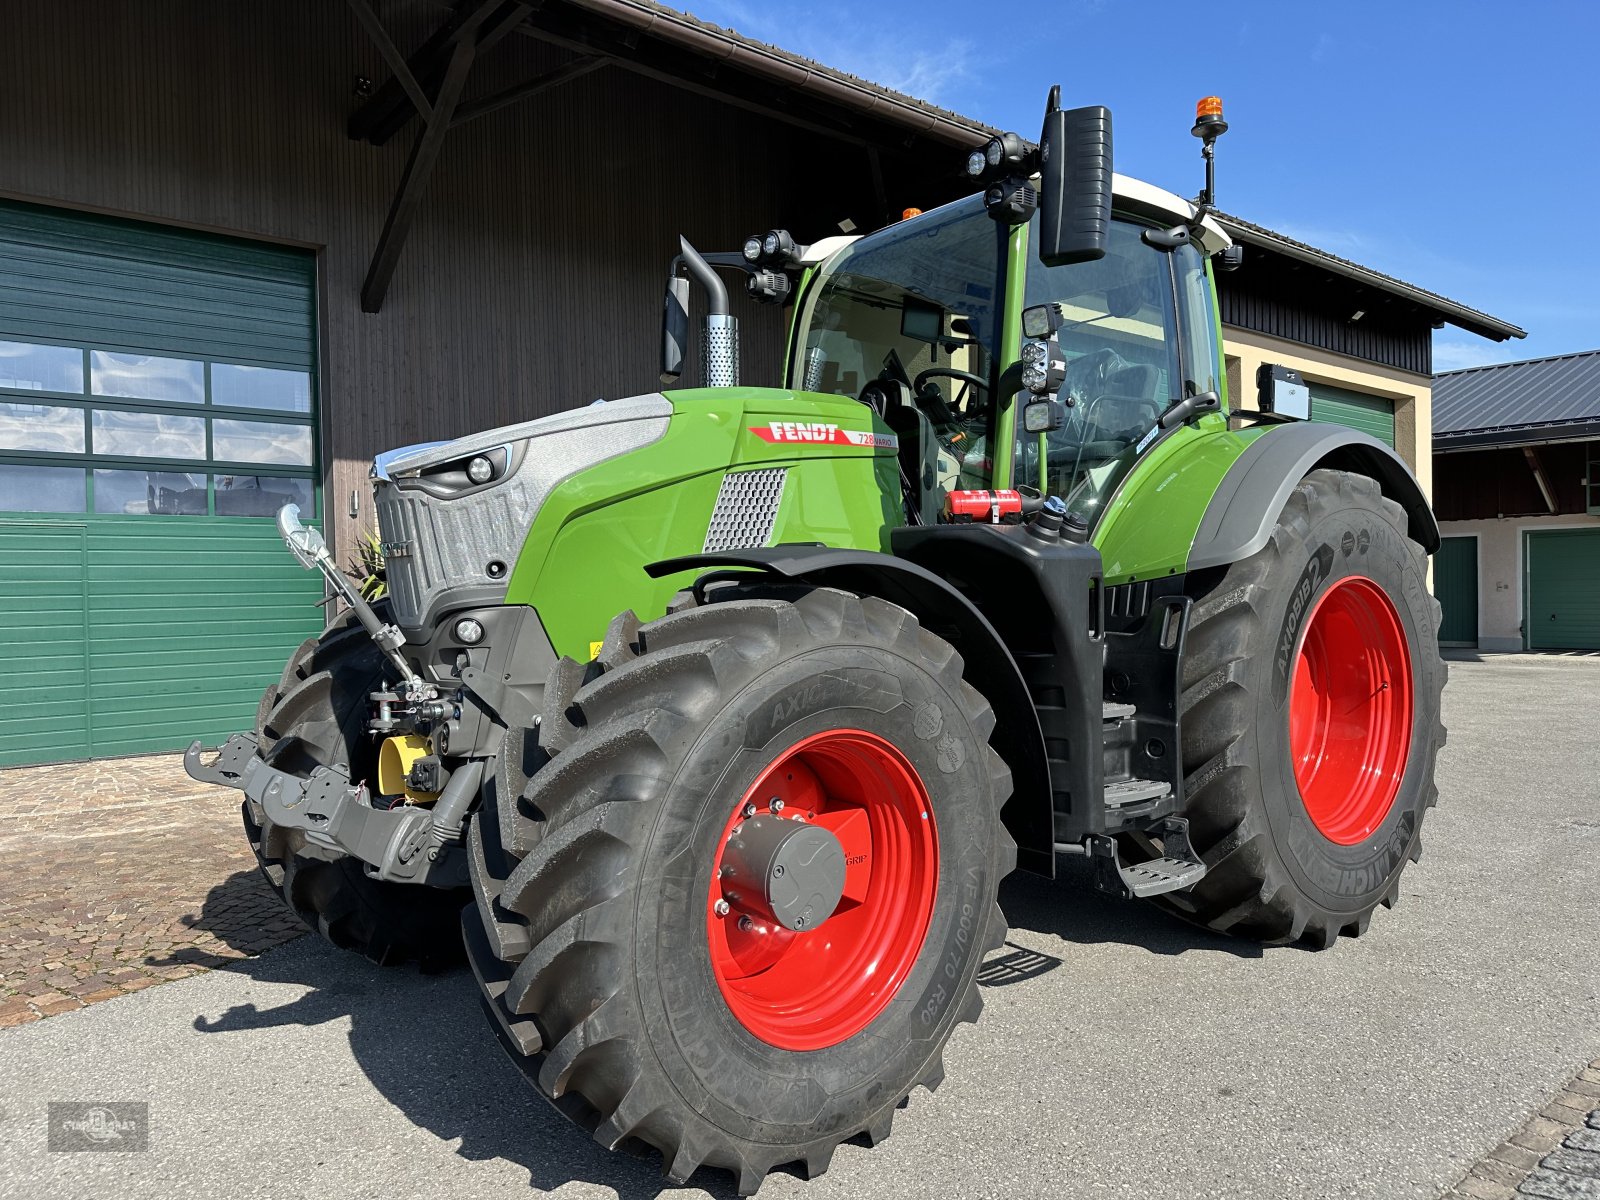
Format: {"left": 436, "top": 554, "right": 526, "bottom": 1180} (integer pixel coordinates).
{"left": 1570, "top": 1080, "right": 1600, "bottom": 1099}
{"left": 1520, "top": 1168, "right": 1600, "bottom": 1198}
{"left": 1459, "top": 1175, "right": 1517, "bottom": 1200}
{"left": 1497, "top": 1145, "right": 1548, "bottom": 1172}
{"left": 1589, "top": 1113, "right": 1600, "bottom": 1131}
{"left": 1566, "top": 1131, "right": 1600, "bottom": 1154}
{"left": 1478, "top": 1158, "right": 1534, "bottom": 1186}
{"left": 1542, "top": 1148, "right": 1600, "bottom": 1180}
{"left": 0, "top": 751, "right": 304, "bottom": 1021}
{"left": 1546, "top": 1100, "right": 1594, "bottom": 1125}
{"left": 1526, "top": 1119, "right": 1585, "bottom": 1152}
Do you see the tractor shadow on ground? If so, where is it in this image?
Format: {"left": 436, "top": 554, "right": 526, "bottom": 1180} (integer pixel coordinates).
{"left": 997, "top": 859, "right": 1265, "bottom": 959}
{"left": 168, "top": 869, "right": 745, "bottom": 1200}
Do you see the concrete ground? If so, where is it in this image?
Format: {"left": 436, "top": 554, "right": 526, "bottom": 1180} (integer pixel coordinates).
{"left": 2, "top": 655, "right": 1598, "bottom": 1200}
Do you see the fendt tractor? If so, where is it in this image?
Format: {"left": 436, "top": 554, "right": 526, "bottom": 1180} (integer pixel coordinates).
{"left": 188, "top": 91, "right": 1445, "bottom": 1191}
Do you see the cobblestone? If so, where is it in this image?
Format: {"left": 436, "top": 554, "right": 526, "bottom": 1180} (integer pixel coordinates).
{"left": 1448, "top": 1060, "right": 1600, "bottom": 1200}
{"left": 0, "top": 752, "right": 303, "bottom": 1025}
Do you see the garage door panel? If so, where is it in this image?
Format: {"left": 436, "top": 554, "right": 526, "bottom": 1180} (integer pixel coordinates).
{"left": 1434, "top": 536, "right": 1478, "bottom": 646}
{"left": 0, "top": 199, "right": 320, "bottom": 766}
{"left": 1527, "top": 529, "right": 1600, "bottom": 651}
{"left": 1309, "top": 382, "right": 1396, "bottom": 448}
{"left": 0, "top": 523, "right": 89, "bottom": 765}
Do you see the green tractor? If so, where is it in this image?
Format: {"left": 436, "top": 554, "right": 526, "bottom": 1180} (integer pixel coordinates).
{"left": 188, "top": 91, "right": 1445, "bottom": 1192}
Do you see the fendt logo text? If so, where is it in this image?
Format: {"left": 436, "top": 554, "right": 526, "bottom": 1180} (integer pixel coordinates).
{"left": 749, "top": 422, "right": 898, "bottom": 449}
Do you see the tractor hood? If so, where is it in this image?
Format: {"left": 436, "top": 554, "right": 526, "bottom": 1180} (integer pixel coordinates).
{"left": 371, "top": 393, "right": 673, "bottom": 480}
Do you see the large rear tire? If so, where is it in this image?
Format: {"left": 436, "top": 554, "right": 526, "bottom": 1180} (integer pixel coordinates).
{"left": 248, "top": 606, "right": 466, "bottom": 967}
{"left": 1152, "top": 469, "right": 1447, "bottom": 947}
{"left": 464, "top": 588, "right": 1014, "bottom": 1193}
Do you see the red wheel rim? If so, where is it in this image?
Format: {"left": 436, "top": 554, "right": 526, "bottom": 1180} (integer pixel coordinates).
{"left": 707, "top": 729, "right": 939, "bottom": 1051}
{"left": 1289, "top": 575, "right": 1413, "bottom": 845}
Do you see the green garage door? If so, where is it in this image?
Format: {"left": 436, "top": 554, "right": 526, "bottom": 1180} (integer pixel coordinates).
{"left": 0, "top": 199, "right": 323, "bottom": 767}
{"left": 1433, "top": 536, "right": 1478, "bottom": 646}
{"left": 1309, "top": 382, "right": 1396, "bottom": 447}
{"left": 1526, "top": 529, "right": 1600, "bottom": 650}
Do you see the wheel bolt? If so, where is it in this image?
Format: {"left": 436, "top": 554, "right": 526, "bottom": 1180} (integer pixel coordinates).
{"left": 770, "top": 798, "right": 785, "bottom": 814}
{"left": 738, "top": 916, "right": 754, "bottom": 932}
{"left": 795, "top": 915, "right": 807, "bottom": 929}
{"left": 773, "top": 864, "right": 785, "bottom": 877}
{"left": 743, "top": 801, "right": 757, "bottom": 818}
{"left": 713, "top": 899, "right": 730, "bottom": 917}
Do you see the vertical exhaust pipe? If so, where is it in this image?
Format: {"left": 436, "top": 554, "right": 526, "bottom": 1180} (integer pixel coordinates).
{"left": 676, "top": 236, "right": 739, "bottom": 388}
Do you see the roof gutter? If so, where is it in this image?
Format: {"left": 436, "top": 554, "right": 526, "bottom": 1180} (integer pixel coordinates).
{"left": 555, "top": 0, "right": 994, "bottom": 147}
{"left": 1434, "top": 418, "right": 1600, "bottom": 451}
{"left": 1216, "top": 217, "right": 1527, "bottom": 343}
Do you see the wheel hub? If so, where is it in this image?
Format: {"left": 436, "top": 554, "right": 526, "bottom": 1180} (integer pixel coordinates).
{"left": 720, "top": 815, "right": 847, "bottom": 932}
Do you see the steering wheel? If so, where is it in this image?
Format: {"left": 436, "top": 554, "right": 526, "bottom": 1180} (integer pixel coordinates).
{"left": 913, "top": 366, "right": 988, "bottom": 398}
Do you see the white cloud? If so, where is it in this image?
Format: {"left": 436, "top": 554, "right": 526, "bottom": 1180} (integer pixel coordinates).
{"left": 1433, "top": 339, "right": 1525, "bottom": 373}
{"left": 683, "top": 1, "right": 975, "bottom": 105}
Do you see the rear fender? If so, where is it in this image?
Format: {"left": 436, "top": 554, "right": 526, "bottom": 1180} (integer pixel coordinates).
{"left": 647, "top": 545, "right": 1056, "bottom": 876}
{"left": 1188, "top": 423, "right": 1439, "bottom": 572}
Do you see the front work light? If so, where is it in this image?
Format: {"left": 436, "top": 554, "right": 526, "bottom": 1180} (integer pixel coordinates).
{"left": 965, "top": 149, "right": 987, "bottom": 177}
{"left": 454, "top": 617, "right": 485, "bottom": 645}
{"left": 742, "top": 235, "right": 764, "bottom": 262}
{"left": 1020, "top": 339, "right": 1066, "bottom": 394}
{"left": 467, "top": 455, "right": 495, "bottom": 484}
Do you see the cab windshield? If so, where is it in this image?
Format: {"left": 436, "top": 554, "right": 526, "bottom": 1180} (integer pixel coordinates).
{"left": 1022, "top": 218, "right": 1218, "bottom": 522}
{"left": 790, "top": 195, "right": 1005, "bottom": 492}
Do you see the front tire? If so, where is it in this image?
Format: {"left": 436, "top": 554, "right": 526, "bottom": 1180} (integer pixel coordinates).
{"left": 248, "top": 608, "right": 466, "bottom": 967}
{"left": 464, "top": 588, "right": 1014, "bottom": 1192}
{"left": 1153, "top": 469, "right": 1447, "bottom": 947}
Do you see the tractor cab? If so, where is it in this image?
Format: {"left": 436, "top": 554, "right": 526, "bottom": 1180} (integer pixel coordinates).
{"left": 785, "top": 186, "right": 1228, "bottom": 528}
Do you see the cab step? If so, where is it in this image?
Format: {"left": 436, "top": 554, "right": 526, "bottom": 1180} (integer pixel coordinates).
{"left": 1102, "top": 700, "right": 1136, "bottom": 722}
{"left": 1080, "top": 817, "right": 1208, "bottom": 899}
{"left": 1103, "top": 776, "right": 1170, "bottom": 808}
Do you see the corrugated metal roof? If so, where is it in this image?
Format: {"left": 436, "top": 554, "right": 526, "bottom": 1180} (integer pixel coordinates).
{"left": 1434, "top": 349, "right": 1600, "bottom": 439}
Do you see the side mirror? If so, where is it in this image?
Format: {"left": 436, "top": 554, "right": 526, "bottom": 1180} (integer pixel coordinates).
{"left": 275, "top": 503, "right": 327, "bottom": 569}
{"left": 661, "top": 274, "right": 690, "bottom": 382}
{"left": 1038, "top": 92, "right": 1113, "bottom": 268}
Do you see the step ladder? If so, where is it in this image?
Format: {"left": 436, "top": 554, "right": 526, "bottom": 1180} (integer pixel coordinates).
{"left": 1085, "top": 816, "right": 1207, "bottom": 899}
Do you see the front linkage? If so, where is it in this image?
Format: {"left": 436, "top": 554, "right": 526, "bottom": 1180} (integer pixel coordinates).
{"left": 184, "top": 734, "right": 473, "bottom": 889}
{"left": 185, "top": 504, "right": 477, "bottom": 890}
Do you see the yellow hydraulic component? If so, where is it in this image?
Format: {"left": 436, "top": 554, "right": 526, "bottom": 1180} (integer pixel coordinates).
{"left": 377, "top": 734, "right": 440, "bottom": 804}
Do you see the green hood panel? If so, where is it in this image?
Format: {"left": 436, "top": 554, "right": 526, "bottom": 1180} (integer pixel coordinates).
{"left": 505, "top": 388, "right": 900, "bottom": 659}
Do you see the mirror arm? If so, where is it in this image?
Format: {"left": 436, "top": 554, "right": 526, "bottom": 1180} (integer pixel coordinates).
{"left": 1157, "top": 389, "right": 1222, "bottom": 430}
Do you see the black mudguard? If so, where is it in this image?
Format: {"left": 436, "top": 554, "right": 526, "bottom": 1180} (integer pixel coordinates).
{"left": 1189, "top": 422, "right": 1439, "bottom": 572}
{"left": 648, "top": 542, "right": 1061, "bottom": 876}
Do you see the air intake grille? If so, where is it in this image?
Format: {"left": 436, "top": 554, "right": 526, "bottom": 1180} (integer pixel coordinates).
{"left": 703, "top": 468, "right": 787, "bottom": 552}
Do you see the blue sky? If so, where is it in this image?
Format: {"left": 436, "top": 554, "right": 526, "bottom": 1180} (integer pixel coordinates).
{"left": 689, "top": 0, "right": 1597, "bottom": 371}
